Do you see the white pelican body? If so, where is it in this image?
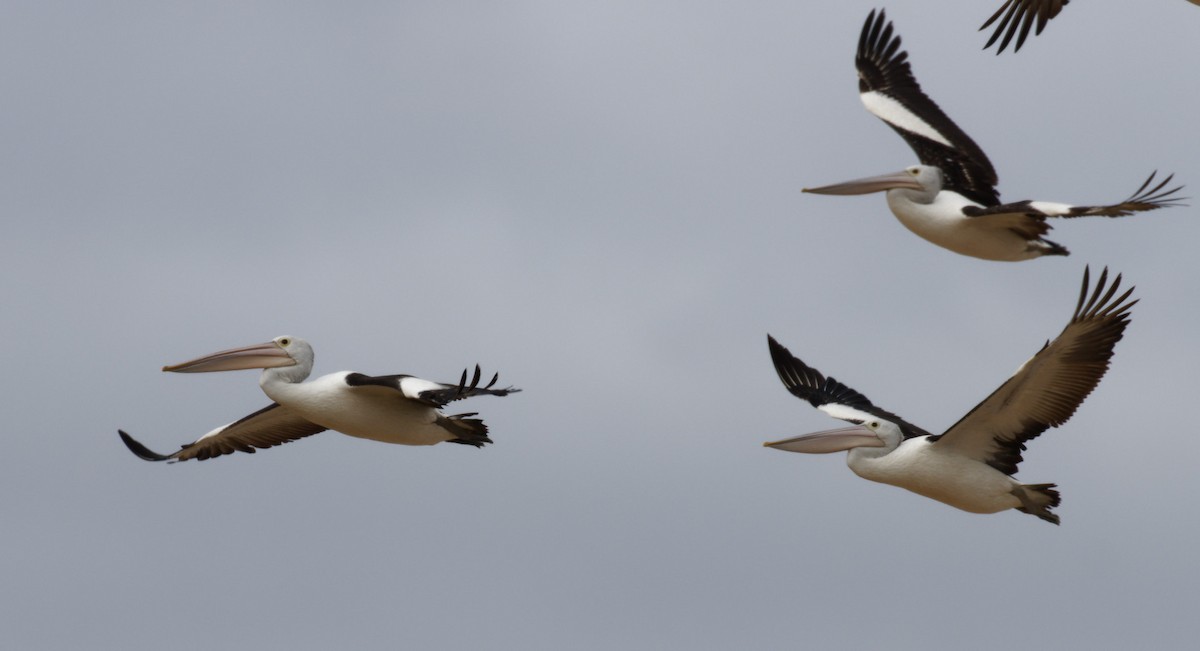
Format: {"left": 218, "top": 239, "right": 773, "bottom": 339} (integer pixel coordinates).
{"left": 119, "top": 336, "right": 519, "bottom": 462}
{"left": 260, "top": 371, "right": 452, "bottom": 446}
{"left": 765, "top": 267, "right": 1136, "bottom": 524}
{"left": 847, "top": 437, "right": 1028, "bottom": 515}
{"left": 880, "top": 169, "right": 1051, "bottom": 261}
{"left": 804, "top": 11, "right": 1183, "bottom": 261}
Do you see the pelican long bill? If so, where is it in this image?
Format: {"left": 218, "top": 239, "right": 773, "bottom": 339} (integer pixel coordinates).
{"left": 764, "top": 426, "right": 886, "bottom": 454}
{"left": 162, "top": 340, "right": 296, "bottom": 373}
{"left": 803, "top": 169, "right": 925, "bottom": 196}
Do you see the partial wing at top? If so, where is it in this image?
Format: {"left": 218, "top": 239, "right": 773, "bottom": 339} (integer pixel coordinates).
{"left": 768, "top": 335, "right": 934, "bottom": 440}
{"left": 119, "top": 403, "right": 328, "bottom": 462}
{"left": 931, "top": 267, "right": 1135, "bottom": 475}
{"left": 980, "top": 0, "right": 1070, "bottom": 54}
{"left": 856, "top": 10, "right": 1000, "bottom": 206}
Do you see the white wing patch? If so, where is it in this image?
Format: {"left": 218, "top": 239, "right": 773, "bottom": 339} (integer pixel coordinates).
{"left": 196, "top": 422, "right": 233, "bottom": 442}
{"left": 397, "top": 376, "right": 444, "bottom": 400}
{"left": 819, "top": 403, "right": 880, "bottom": 424}
{"left": 1027, "top": 201, "right": 1073, "bottom": 216}
{"left": 860, "top": 91, "right": 953, "bottom": 148}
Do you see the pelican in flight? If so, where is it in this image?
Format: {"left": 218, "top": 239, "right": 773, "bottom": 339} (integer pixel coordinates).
{"left": 979, "top": 1, "right": 1200, "bottom": 54}
{"left": 118, "top": 336, "right": 519, "bottom": 462}
{"left": 804, "top": 10, "right": 1184, "bottom": 261}
{"left": 764, "top": 267, "right": 1134, "bottom": 524}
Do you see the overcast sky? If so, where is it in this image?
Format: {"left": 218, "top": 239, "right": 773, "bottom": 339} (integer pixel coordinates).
{"left": 3, "top": 2, "right": 1198, "bottom": 649}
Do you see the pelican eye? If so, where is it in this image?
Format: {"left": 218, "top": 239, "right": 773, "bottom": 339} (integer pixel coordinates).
{"left": 278, "top": 337, "right": 291, "bottom": 347}
{"left": 869, "top": 421, "right": 880, "bottom": 429}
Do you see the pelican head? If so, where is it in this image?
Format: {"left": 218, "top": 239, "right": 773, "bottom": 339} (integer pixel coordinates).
{"left": 803, "top": 165, "right": 942, "bottom": 204}
{"left": 162, "top": 335, "right": 314, "bottom": 383}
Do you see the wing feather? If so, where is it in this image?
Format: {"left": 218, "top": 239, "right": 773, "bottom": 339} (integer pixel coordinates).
{"left": 118, "top": 403, "right": 327, "bottom": 463}
{"left": 963, "top": 171, "right": 1186, "bottom": 220}
{"left": 856, "top": 10, "right": 1000, "bottom": 206}
{"left": 980, "top": 0, "right": 1070, "bottom": 54}
{"left": 931, "top": 267, "right": 1135, "bottom": 475}
{"left": 344, "top": 365, "right": 520, "bottom": 408}
{"left": 768, "top": 335, "right": 933, "bottom": 440}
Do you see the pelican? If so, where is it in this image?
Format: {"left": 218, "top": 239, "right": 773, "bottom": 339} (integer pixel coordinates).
{"left": 979, "top": 2, "right": 1200, "bottom": 54}
{"left": 764, "top": 267, "right": 1134, "bottom": 524}
{"left": 118, "top": 336, "right": 519, "bottom": 462}
{"left": 804, "top": 10, "right": 1184, "bottom": 261}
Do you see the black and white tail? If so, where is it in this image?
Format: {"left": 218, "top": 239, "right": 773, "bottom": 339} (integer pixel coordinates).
{"left": 1014, "top": 483, "right": 1061, "bottom": 525}
{"left": 439, "top": 413, "right": 494, "bottom": 447}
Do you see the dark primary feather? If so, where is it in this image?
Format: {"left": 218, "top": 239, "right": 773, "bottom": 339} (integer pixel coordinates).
{"left": 429, "top": 364, "right": 521, "bottom": 405}
{"left": 857, "top": 10, "right": 1000, "bottom": 206}
{"left": 118, "top": 403, "right": 328, "bottom": 463}
{"left": 768, "top": 334, "right": 934, "bottom": 441}
{"left": 980, "top": 0, "right": 1070, "bottom": 54}
{"left": 1057, "top": 172, "right": 1187, "bottom": 218}
{"left": 932, "top": 267, "right": 1135, "bottom": 476}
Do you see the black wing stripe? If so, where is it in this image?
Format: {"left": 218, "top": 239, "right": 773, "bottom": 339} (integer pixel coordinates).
{"left": 768, "top": 335, "right": 933, "bottom": 440}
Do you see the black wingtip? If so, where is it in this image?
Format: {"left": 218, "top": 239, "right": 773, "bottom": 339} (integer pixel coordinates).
{"left": 1127, "top": 170, "right": 1187, "bottom": 209}
{"left": 1073, "top": 265, "right": 1137, "bottom": 325}
{"left": 118, "top": 430, "right": 174, "bottom": 462}
{"left": 859, "top": 8, "right": 898, "bottom": 66}
{"left": 766, "top": 335, "right": 794, "bottom": 378}
{"left": 980, "top": 0, "right": 1067, "bottom": 54}
{"left": 766, "top": 334, "right": 821, "bottom": 402}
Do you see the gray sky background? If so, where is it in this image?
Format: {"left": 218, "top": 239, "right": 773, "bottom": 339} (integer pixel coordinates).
{"left": 3, "top": 2, "right": 1198, "bottom": 649}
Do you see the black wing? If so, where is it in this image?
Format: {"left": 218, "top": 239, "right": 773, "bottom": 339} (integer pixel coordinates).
{"left": 980, "top": 0, "right": 1070, "bottom": 54}
{"left": 344, "top": 365, "right": 520, "bottom": 409}
{"left": 857, "top": 9, "right": 1000, "bottom": 206}
{"left": 931, "top": 267, "right": 1135, "bottom": 476}
{"left": 962, "top": 171, "right": 1186, "bottom": 219}
{"left": 119, "top": 403, "right": 327, "bottom": 462}
{"left": 768, "top": 335, "right": 933, "bottom": 440}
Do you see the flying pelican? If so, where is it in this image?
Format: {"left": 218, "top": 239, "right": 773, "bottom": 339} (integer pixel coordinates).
{"left": 979, "top": 1, "right": 1200, "bottom": 54}
{"left": 804, "top": 10, "right": 1184, "bottom": 261}
{"left": 118, "top": 336, "right": 519, "bottom": 462}
{"left": 763, "top": 267, "right": 1134, "bottom": 524}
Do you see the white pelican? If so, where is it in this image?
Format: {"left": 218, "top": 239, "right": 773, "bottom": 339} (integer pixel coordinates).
{"left": 764, "top": 267, "right": 1134, "bottom": 524}
{"left": 979, "top": 1, "right": 1200, "bottom": 54}
{"left": 118, "top": 336, "right": 519, "bottom": 462}
{"left": 804, "top": 10, "right": 1184, "bottom": 261}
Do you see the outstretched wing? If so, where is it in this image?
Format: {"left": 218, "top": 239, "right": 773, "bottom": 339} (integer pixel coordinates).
{"left": 931, "top": 267, "right": 1135, "bottom": 476}
{"left": 963, "top": 171, "right": 1186, "bottom": 219}
{"left": 768, "top": 335, "right": 933, "bottom": 440}
{"left": 856, "top": 9, "right": 1000, "bottom": 206}
{"left": 344, "top": 365, "right": 520, "bottom": 409}
{"left": 119, "top": 403, "right": 327, "bottom": 462}
{"left": 980, "top": 0, "right": 1070, "bottom": 54}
